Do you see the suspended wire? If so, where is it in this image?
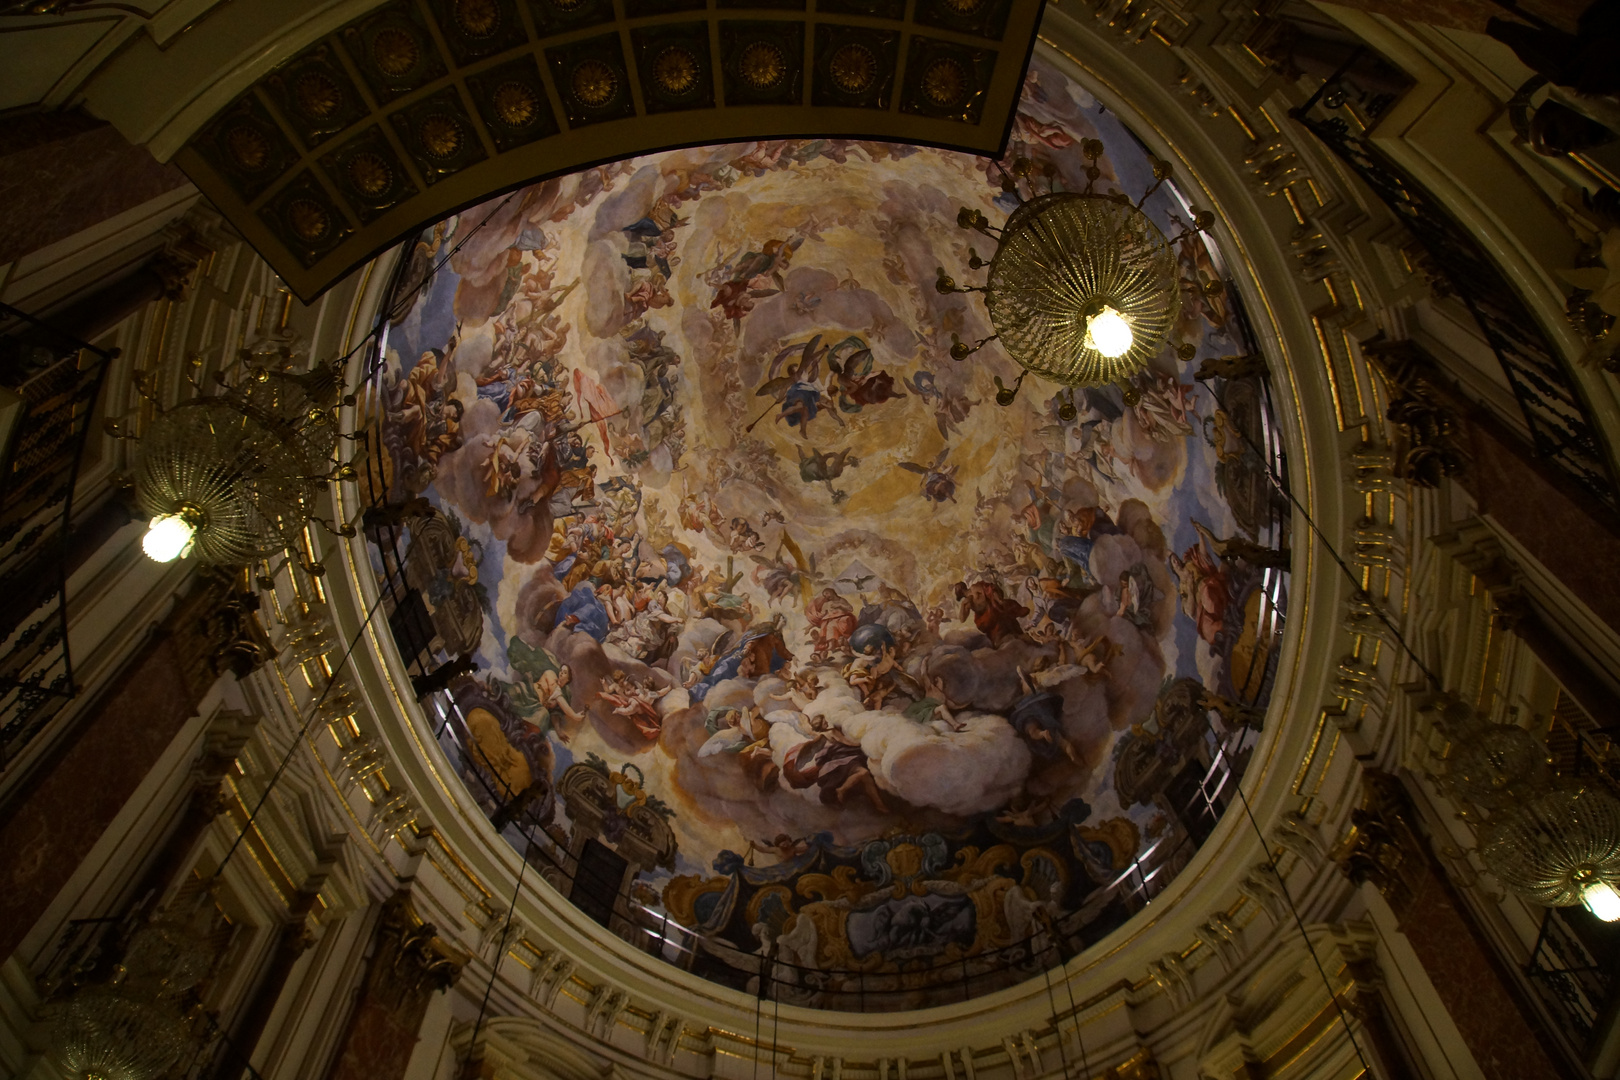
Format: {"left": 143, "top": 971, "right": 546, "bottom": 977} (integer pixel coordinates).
{"left": 753, "top": 965, "right": 765, "bottom": 1080}
{"left": 1222, "top": 714, "right": 1375, "bottom": 1078}
{"left": 1225, "top": 397, "right": 1444, "bottom": 691}
{"left": 464, "top": 812, "right": 541, "bottom": 1064}
{"left": 214, "top": 587, "right": 388, "bottom": 877}
{"left": 337, "top": 190, "right": 522, "bottom": 388}
{"left": 1054, "top": 935, "right": 1092, "bottom": 1080}
{"left": 1040, "top": 944, "right": 1076, "bottom": 1079}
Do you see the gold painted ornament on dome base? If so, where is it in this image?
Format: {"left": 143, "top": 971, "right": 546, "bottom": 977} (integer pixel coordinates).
{"left": 738, "top": 42, "right": 786, "bottom": 90}
{"left": 492, "top": 80, "right": 539, "bottom": 126}
{"left": 292, "top": 70, "right": 342, "bottom": 119}
{"left": 372, "top": 27, "right": 421, "bottom": 77}
{"left": 653, "top": 46, "right": 700, "bottom": 96}
{"left": 453, "top": 0, "right": 501, "bottom": 36}
{"left": 346, "top": 152, "right": 393, "bottom": 197}
{"left": 572, "top": 59, "right": 618, "bottom": 107}
{"left": 417, "top": 114, "right": 463, "bottom": 159}
{"left": 828, "top": 43, "right": 877, "bottom": 94}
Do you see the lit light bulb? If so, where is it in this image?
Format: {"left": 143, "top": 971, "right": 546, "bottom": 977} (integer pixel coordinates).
{"left": 1582, "top": 879, "right": 1620, "bottom": 922}
{"left": 142, "top": 512, "right": 197, "bottom": 562}
{"left": 1084, "top": 305, "right": 1134, "bottom": 358}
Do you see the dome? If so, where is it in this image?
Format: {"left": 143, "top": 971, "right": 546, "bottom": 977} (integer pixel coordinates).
{"left": 365, "top": 54, "right": 1289, "bottom": 1012}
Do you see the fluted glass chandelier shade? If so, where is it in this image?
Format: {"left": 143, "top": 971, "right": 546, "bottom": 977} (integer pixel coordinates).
{"left": 133, "top": 359, "right": 345, "bottom": 567}
{"left": 985, "top": 192, "right": 1182, "bottom": 386}
{"left": 1479, "top": 782, "right": 1620, "bottom": 908}
{"left": 41, "top": 894, "right": 221, "bottom": 1080}
{"left": 1444, "top": 723, "right": 1546, "bottom": 807}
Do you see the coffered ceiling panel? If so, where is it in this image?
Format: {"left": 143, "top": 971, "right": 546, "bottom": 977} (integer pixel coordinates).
{"left": 172, "top": 0, "right": 1047, "bottom": 301}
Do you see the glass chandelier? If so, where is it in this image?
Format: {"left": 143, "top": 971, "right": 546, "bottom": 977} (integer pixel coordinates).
{"left": 1479, "top": 781, "right": 1620, "bottom": 921}
{"left": 39, "top": 893, "right": 222, "bottom": 1080}
{"left": 936, "top": 143, "right": 1213, "bottom": 390}
{"left": 116, "top": 324, "right": 356, "bottom": 571}
{"left": 1440, "top": 698, "right": 1620, "bottom": 922}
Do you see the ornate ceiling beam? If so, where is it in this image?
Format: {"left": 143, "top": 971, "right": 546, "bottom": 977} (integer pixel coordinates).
{"left": 173, "top": 0, "right": 1048, "bottom": 301}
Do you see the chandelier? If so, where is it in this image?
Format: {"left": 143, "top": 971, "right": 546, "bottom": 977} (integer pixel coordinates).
{"left": 936, "top": 143, "right": 1214, "bottom": 391}
{"left": 115, "top": 319, "right": 356, "bottom": 572}
{"left": 1438, "top": 698, "right": 1620, "bottom": 922}
{"left": 1479, "top": 781, "right": 1620, "bottom": 921}
{"left": 39, "top": 892, "right": 222, "bottom": 1080}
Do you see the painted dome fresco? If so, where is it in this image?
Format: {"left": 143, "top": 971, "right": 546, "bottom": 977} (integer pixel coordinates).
{"left": 366, "top": 54, "right": 1289, "bottom": 1011}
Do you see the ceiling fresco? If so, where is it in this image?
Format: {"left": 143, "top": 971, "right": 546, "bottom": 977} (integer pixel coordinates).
{"left": 173, "top": 0, "right": 1044, "bottom": 301}
{"left": 366, "top": 53, "right": 1290, "bottom": 1010}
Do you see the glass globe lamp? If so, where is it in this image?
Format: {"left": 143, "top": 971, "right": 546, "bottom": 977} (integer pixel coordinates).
{"left": 1479, "top": 781, "right": 1620, "bottom": 911}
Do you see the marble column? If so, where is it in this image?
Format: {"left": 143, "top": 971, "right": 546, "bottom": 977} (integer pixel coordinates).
{"left": 1337, "top": 772, "right": 1568, "bottom": 1080}
{"left": 323, "top": 893, "right": 463, "bottom": 1080}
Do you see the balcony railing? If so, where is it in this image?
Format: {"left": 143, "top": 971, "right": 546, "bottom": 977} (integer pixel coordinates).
{"left": 1291, "top": 104, "right": 1618, "bottom": 510}
{"left": 0, "top": 302, "right": 115, "bottom": 772}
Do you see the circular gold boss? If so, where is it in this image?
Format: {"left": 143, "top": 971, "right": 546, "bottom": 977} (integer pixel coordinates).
{"left": 371, "top": 27, "right": 421, "bottom": 78}
{"left": 224, "top": 124, "right": 270, "bottom": 171}
{"left": 737, "top": 41, "right": 785, "bottom": 91}
{"left": 571, "top": 59, "right": 618, "bottom": 107}
{"left": 453, "top": 0, "right": 501, "bottom": 36}
{"left": 652, "top": 46, "right": 699, "bottom": 96}
{"left": 921, "top": 57, "right": 968, "bottom": 107}
{"left": 828, "top": 43, "right": 876, "bottom": 94}
{"left": 418, "top": 114, "right": 463, "bottom": 159}
{"left": 347, "top": 152, "right": 392, "bottom": 196}
{"left": 292, "top": 70, "right": 342, "bottom": 119}
{"left": 287, "top": 199, "right": 331, "bottom": 243}
{"left": 492, "top": 80, "right": 539, "bottom": 126}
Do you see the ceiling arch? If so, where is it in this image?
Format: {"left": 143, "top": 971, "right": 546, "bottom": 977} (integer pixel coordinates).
{"left": 170, "top": 0, "right": 1047, "bottom": 300}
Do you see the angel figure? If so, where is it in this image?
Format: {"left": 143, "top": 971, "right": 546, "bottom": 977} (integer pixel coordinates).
{"left": 796, "top": 445, "right": 860, "bottom": 502}
{"left": 904, "top": 368, "right": 979, "bottom": 439}
{"left": 749, "top": 534, "right": 819, "bottom": 606}
{"left": 746, "top": 335, "right": 841, "bottom": 436}
{"left": 898, "top": 447, "right": 959, "bottom": 504}
{"left": 824, "top": 337, "right": 905, "bottom": 413}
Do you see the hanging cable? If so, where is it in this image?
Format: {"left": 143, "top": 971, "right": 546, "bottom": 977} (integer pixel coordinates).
{"left": 752, "top": 959, "right": 766, "bottom": 1080}
{"left": 464, "top": 814, "right": 542, "bottom": 1065}
{"left": 1218, "top": 712, "right": 1375, "bottom": 1077}
{"left": 1225, "top": 389, "right": 1443, "bottom": 692}
{"left": 213, "top": 588, "right": 389, "bottom": 876}
{"left": 1040, "top": 935, "right": 1076, "bottom": 1079}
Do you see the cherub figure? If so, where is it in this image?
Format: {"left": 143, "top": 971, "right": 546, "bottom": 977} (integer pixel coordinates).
{"left": 898, "top": 447, "right": 959, "bottom": 504}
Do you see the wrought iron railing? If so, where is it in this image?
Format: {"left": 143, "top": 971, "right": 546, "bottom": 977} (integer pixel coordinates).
{"left": 1290, "top": 107, "right": 1618, "bottom": 509}
{"left": 0, "top": 302, "right": 115, "bottom": 771}
{"left": 1525, "top": 905, "right": 1618, "bottom": 1047}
